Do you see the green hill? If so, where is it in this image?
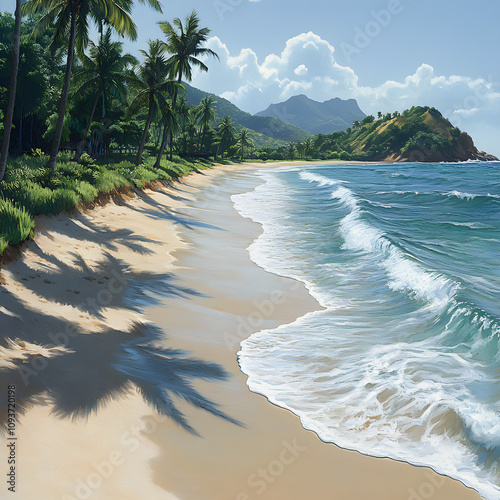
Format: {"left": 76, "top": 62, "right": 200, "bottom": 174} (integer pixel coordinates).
{"left": 181, "top": 83, "right": 311, "bottom": 147}
{"left": 313, "top": 106, "right": 498, "bottom": 162}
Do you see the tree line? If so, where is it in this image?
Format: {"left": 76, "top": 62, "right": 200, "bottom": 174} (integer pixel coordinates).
{"left": 0, "top": 2, "right": 253, "bottom": 182}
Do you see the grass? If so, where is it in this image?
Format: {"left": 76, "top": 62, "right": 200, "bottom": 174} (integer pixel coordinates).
{"left": 0, "top": 198, "right": 36, "bottom": 248}
{"left": 0, "top": 151, "right": 213, "bottom": 256}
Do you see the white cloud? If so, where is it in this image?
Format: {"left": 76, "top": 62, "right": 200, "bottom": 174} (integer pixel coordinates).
{"left": 191, "top": 33, "right": 500, "bottom": 156}
{"left": 294, "top": 64, "right": 308, "bottom": 76}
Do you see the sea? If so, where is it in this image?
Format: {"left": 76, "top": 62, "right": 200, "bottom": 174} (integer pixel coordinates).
{"left": 233, "top": 161, "right": 500, "bottom": 500}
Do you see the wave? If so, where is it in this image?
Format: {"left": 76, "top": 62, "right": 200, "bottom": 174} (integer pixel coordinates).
{"left": 299, "top": 171, "right": 346, "bottom": 186}
{"left": 304, "top": 172, "right": 458, "bottom": 308}
{"left": 446, "top": 190, "right": 500, "bottom": 200}
{"left": 234, "top": 166, "right": 500, "bottom": 500}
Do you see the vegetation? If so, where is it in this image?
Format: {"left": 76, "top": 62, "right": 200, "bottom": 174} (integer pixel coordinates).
{"left": 0, "top": 5, "right": 476, "bottom": 257}
{"left": 254, "top": 106, "right": 463, "bottom": 162}
{"left": 0, "top": 151, "right": 210, "bottom": 254}
{"left": 0, "top": 0, "right": 20, "bottom": 180}
{"left": 0, "top": 7, "right": 230, "bottom": 255}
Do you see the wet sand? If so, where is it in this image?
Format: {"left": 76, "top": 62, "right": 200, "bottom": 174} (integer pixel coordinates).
{"left": 0, "top": 162, "right": 483, "bottom": 499}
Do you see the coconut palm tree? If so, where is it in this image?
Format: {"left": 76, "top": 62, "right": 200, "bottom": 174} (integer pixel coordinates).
{"left": 153, "top": 100, "right": 179, "bottom": 167}
{"left": 236, "top": 129, "right": 251, "bottom": 161}
{"left": 73, "top": 28, "right": 137, "bottom": 162}
{"left": 296, "top": 142, "right": 305, "bottom": 159}
{"left": 168, "top": 96, "right": 189, "bottom": 157}
{"left": 185, "top": 106, "right": 199, "bottom": 156}
{"left": 217, "top": 115, "right": 235, "bottom": 159}
{"left": 303, "top": 138, "right": 313, "bottom": 158}
{"left": 21, "top": 0, "right": 162, "bottom": 173}
{"left": 0, "top": 0, "right": 22, "bottom": 181}
{"left": 129, "top": 40, "right": 177, "bottom": 165}
{"left": 155, "top": 10, "right": 218, "bottom": 164}
{"left": 197, "top": 96, "right": 216, "bottom": 153}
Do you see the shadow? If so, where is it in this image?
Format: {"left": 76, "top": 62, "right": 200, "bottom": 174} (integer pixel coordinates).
{"left": 5, "top": 248, "right": 202, "bottom": 318}
{"left": 123, "top": 189, "right": 224, "bottom": 231}
{"left": 0, "top": 249, "right": 239, "bottom": 436}
{"left": 62, "top": 218, "right": 159, "bottom": 255}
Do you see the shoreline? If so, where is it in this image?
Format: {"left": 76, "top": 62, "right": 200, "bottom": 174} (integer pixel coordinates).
{"left": 0, "top": 162, "right": 484, "bottom": 499}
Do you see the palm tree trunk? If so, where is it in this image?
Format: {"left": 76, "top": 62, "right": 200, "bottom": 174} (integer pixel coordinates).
{"left": 47, "top": 6, "right": 77, "bottom": 173}
{"left": 18, "top": 101, "right": 23, "bottom": 153}
{"left": 30, "top": 115, "right": 34, "bottom": 148}
{"left": 155, "top": 76, "right": 182, "bottom": 168}
{"left": 154, "top": 123, "right": 169, "bottom": 168}
{"left": 154, "top": 126, "right": 161, "bottom": 150}
{"left": 136, "top": 96, "right": 154, "bottom": 165}
{"left": 0, "top": 0, "right": 22, "bottom": 181}
{"left": 168, "top": 129, "right": 174, "bottom": 161}
{"left": 200, "top": 125, "right": 207, "bottom": 153}
{"left": 75, "top": 93, "right": 100, "bottom": 162}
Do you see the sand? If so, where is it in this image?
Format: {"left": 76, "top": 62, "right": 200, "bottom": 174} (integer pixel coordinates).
{"left": 0, "top": 161, "right": 483, "bottom": 499}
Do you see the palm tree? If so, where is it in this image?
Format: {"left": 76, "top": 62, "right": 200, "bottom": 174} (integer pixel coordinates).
{"left": 296, "top": 142, "right": 305, "bottom": 159}
{"left": 197, "top": 96, "right": 216, "bottom": 153}
{"left": 129, "top": 40, "right": 176, "bottom": 165}
{"left": 153, "top": 100, "right": 179, "bottom": 167}
{"left": 303, "top": 138, "right": 313, "bottom": 158}
{"left": 155, "top": 10, "right": 218, "bottom": 163}
{"left": 169, "top": 96, "right": 189, "bottom": 156}
{"left": 217, "top": 116, "right": 235, "bottom": 159}
{"left": 22, "top": 0, "right": 162, "bottom": 173}
{"left": 73, "top": 29, "right": 137, "bottom": 162}
{"left": 236, "top": 129, "right": 251, "bottom": 161}
{"left": 0, "top": 0, "right": 22, "bottom": 181}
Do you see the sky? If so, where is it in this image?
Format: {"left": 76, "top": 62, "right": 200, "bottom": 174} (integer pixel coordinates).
{"left": 7, "top": 0, "right": 500, "bottom": 155}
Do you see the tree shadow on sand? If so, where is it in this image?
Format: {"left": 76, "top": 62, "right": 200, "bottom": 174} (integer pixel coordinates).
{"left": 120, "top": 186, "right": 224, "bottom": 231}
{"left": 0, "top": 249, "right": 240, "bottom": 436}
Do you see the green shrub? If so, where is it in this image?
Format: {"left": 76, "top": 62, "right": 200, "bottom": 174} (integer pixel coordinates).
{"left": 0, "top": 237, "right": 8, "bottom": 254}
{"left": 0, "top": 199, "right": 35, "bottom": 247}
{"left": 94, "top": 170, "right": 129, "bottom": 193}
{"left": 1, "top": 181, "right": 81, "bottom": 215}
{"left": 128, "top": 166, "right": 158, "bottom": 188}
{"left": 0, "top": 154, "right": 213, "bottom": 255}
{"left": 79, "top": 153, "right": 95, "bottom": 166}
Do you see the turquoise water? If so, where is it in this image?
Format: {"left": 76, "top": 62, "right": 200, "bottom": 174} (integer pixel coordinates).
{"left": 233, "top": 162, "right": 500, "bottom": 499}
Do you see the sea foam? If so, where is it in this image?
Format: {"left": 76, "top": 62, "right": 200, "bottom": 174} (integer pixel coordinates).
{"left": 234, "top": 165, "right": 500, "bottom": 500}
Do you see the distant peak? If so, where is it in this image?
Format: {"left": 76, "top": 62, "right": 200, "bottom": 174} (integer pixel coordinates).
{"left": 255, "top": 94, "right": 366, "bottom": 135}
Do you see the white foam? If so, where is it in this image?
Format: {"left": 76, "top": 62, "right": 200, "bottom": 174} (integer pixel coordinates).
{"left": 299, "top": 171, "right": 346, "bottom": 186}
{"left": 329, "top": 181, "right": 458, "bottom": 309}
{"left": 233, "top": 167, "right": 500, "bottom": 500}
{"left": 446, "top": 190, "right": 500, "bottom": 200}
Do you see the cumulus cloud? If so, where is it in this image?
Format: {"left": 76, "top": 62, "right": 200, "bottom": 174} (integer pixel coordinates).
{"left": 294, "top": 64, "right": 308, "bottom": 76}
{"left": 191, "top": 32, "right": 500, "bottom": 155}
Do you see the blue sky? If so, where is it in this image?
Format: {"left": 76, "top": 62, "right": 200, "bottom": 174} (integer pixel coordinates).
{"left": 9, "top": 0, "right": 500, "bottom": 154}
{"left": 124, "top": 0, "right": 500, "bottom": 155}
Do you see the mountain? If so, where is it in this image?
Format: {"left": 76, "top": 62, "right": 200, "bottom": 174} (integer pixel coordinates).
{"left": 181, "top": 83, "right": 311, "bottom": 147}
{"left": 255, "top": 94, "right": 366, "bottom": 135}
{"left": 314, "top": 106, "right": 498, "bottom": 162}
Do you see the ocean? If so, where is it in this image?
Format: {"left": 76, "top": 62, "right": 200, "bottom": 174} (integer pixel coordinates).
{"left": 233, "top": 162, "right": 500, "bottom": 500}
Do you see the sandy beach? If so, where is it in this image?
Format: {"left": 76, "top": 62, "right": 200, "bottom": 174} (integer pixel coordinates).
{"left": 0, "top": 161, "right": 483, "bottom": 499}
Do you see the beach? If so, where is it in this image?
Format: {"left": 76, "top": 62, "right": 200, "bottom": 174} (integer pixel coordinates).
{"left": 0, "top": 162, "right": 483, "bottom": 500}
